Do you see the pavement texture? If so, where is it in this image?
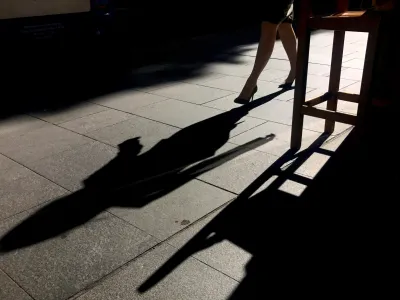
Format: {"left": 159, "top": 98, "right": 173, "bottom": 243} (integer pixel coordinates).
{"left": 0, "top": 29, "right": 374, "bottom": 299}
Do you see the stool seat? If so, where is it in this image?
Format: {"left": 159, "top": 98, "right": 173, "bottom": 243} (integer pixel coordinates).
{"left": 309, "top": 11, "right": 381, "bottom": 32}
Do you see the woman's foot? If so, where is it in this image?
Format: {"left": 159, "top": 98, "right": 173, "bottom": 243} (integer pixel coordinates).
{"left": 279, "top": 69, "right": 296, "bottom": 89}
{"left": 238, "top": 81, "right": 257, "bottom": 99}
{"left": 286, "top": 68, "right": 296, "bottom": 84}
{"left": 234, "top": 84, "right": 258, "bottom": 104}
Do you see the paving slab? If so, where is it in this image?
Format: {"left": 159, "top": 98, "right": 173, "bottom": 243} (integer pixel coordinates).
{"left": 198, "top": 149, "right": 277, "bottom": 194}
{"left": 302, "top": 88, "right": 329, "bottom": 102}
{"left": 0, "top": 269, "right": 33, "bottom": 300}
{"left": 303, "top": 116, "right": 352, "bottom": 134}
{"left": 276, "top": 74, "right": 357, "bottom": 90}
{"left": 168, "top": 207, "right": 251, "bottom": 282}
{"left": 0, "top": 125, "right": 92, "bottom": 165}
{"left": 204, "top": 90, "right": 284, "bottom": 112}
{"left": 344, "top": 32, "right": 368, "bottom": 43}
{"left": 59, "top": 109, "right": 134, "bottom": 134}
{"left": 168, "top": 181, "right": 309, "bottom": 282}
{"left": 0, "top": 210, "right": 158, "bottom": 300}
{"left": 109, "top": 180, "right": 235, "bottom": 240}
{"left": 182, "top": 72, "right": 226, "bottom": 85}
{"left": 344, "top": 43, "right": 367, "bottom": 56}
{"left": 342, "top": 52, "right": 366, "bottom": 63}
{"left": 314, "top": 45, "right": 357, "bottom": 57}
{"left": 274, "top": 46, "right": 355, "bottom": 62}
{"left": 286, "top": 88, "right": 342, "bottom": 105}
{"left": 270, "top": 47, "right": 289, "bottom": 60}
{"left": 200, "top": 75, "right": 279, "bottom": 94}
{"left": 264, "top": 58, "right": 291, "bottom": 71}
{"left": 86, "top": 115, "right": 179, "bottom": 153}
{"left": 339, "top": 68, "right": 364, "bottom": 81}
{"left": 306, "top": 63, "right": 332, "bottom": 76}
{"left": 293, "top": 152, "right": 331, "bottom": 179}
{"left": 135, "top": 81, "right": 180, "bottom": 93}
{"left": 257, "top": 175, "right": 308, "bottom": 197}
{"left": 340, "top": 81, "right": 361, "bottom": 94}
{"left": 133, "top": 99, "right": 222, "bottom": 128}
{"left": 30, "top": 103, "right": 107, "bottom": 124}
{"left": 28, "top": 142, "right": 118, "bottom": 192}
{"left": 230, "top": 116, "right": 267, "bottom": 138}
{"left": 248, "top": 99, "right": 293, "bottom": 124}
{"left": 351, "top": 40, "right": 369, "bottom": 47}
{"left": 180, "top": 142, "right": 242, "bottom": 173}
{"left": 342, "top": 59, "right": 365, "bottom": 69}
{"left": 258, "top": 69, "right": 289, "bottom": 82}
{"left": 207, "top": 62, "right": 254, "bottom": 77}
{"left": 229, "top": 121, "right": 321, "bottom": 157}
{"left": 203, "top": 93, "right": 246, "bottom": 111}
{"left": 130, "top": 99, "right": 267, "bottom": 140}
{"left": 307, "top": 53, "right": 333, "bottom": 65}
{"left": 74, "top": 243, "right": 238, "bottom": 300}
{"left": 91, "top": 90, "right": 168, "bottom": 113}
{"left": 148, "top": 82, "right": 234, "bottom": 105}
{"left": 270, "top": 130, "right": 354, "bottom": 180}
{"left": 0, "top": 165, "right": 67, "bottom": 221}
{"left": 0, "top": 154, "right": 20, "bottom": 171}
{"left": 0, "top": 116, "right": 47, "bottom": 139}
{"left": 275, "top": 87, "right": 314, "bottom": 102}
{"left": 243, "top": 136, "right": 291, "bottom": 157}
{"left": 310, "top": 31, "right": 335, "bottom": 47}
{"left": 320, "top": 128, "right": 353, "bottom": 152}
{"left": 279, "top": 86, "right": 359, "bottom": 104}
{"left": 316, "top": 100, "right": 358, "bottom": 115}
{"left": 203, "top": 94, "right": 295, "bottom": 125}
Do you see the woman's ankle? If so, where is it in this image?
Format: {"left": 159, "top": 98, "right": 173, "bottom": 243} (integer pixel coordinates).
{"left": 240, "top": 80, "right": 257, "bottom": 97}
{"left": 286, "top": 69, "right": 296, "bottom": 83}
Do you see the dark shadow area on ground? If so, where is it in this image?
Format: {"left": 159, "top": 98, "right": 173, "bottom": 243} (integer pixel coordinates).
{"left": 138, "top": 102, "right": 399, "bottom": 297}
{"left": 0, "top": 89, "right": 288, "bottom": 252}
{"left": 0, "top": 24, "right": 260, "bottom": 120}
{"left": 0, "top": 0, "right": 366, "bottom": 121}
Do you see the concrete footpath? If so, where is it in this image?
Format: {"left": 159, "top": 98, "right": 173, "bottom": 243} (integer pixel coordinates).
{"left": 0, "top": 29, "right": 367, "bottom": 299}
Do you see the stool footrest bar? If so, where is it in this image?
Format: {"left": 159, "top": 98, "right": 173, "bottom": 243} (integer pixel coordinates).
{"left": 301, "top": 106, "right": 357, "bottom": 125}
{"left": 305, "top": 92, "right": 332, "bottom": 107}
{"left": 337, "top": 92, "right": 360, "bottom": 103}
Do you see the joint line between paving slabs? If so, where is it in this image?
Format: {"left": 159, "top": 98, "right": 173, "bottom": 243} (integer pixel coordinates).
{"left": 68, "top": 198, "right": 235, "bottom": 299}
{"left": 0, "top": 267, "right": 36, "bottom": 300}
{"left": 84, "top": 101, "right": 184, "bottom": 130}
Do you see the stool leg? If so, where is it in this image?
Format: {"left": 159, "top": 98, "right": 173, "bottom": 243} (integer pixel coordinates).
{"left": 290, "top": 29, "right": 311, "bottom": 150}
{"left": 325, "top": 30, "right": 345, "bottom": 133}
{"left": 357, "top": 30, "right": 379, "bottom": 128}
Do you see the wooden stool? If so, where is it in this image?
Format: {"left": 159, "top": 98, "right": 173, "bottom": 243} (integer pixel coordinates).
{"left": 290, "top": 0, "right": 382, "bottom": 149}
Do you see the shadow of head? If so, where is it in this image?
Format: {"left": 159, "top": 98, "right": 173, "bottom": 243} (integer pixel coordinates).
{"left": 118, "top": 137, "right": 143, "bottom": 155}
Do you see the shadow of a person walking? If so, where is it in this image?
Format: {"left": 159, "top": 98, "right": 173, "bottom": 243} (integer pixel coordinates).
{"left": 0, "top": 89, "right": 287, "bottom": 252}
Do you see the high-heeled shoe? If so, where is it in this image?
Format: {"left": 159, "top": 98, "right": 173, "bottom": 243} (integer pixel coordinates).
{"left": 278, "top": 81, "right": 295, "bottom": 89}
{"left": 234, "top": 86, "right": 258, "bottom": 104}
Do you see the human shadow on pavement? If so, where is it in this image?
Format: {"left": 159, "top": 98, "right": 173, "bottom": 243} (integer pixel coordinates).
{"left": 138, "top": 102, "right": 399, "bottom": 298}
{"left": 0, "top": 89, "right": 287, "bottom": 252}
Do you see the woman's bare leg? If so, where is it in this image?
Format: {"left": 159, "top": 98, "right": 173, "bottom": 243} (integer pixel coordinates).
{"left": 278, "top": 22, "right": 297, "bottom": 83}
{"left": 238, "top": 22, "right": 279, "bottom": 99}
